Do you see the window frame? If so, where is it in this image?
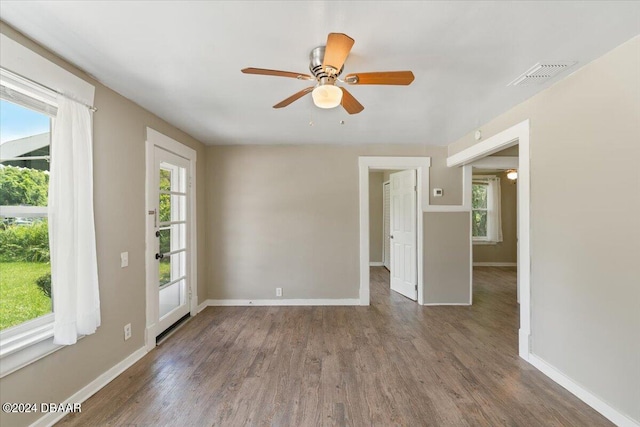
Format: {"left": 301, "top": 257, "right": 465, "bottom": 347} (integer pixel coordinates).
{"left": 0, "top": 69, "right": 60, "bottom": 378}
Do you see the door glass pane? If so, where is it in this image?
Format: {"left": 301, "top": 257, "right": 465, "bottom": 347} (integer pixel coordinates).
{"left": 159, "top": 168, "right": 171, "bottom": 192}
{"left": 158, "top": 251, "right": 185, "bottom": 287}
{"left": 159, "top": 279, "right": 185, "bottom": 318}
{"left": 159, "top": 193, "right": 171, "bottom": 223}
{"left": 158, "top": 224, "right": 186, "bottom": 255}
{"left": 156, "top": 157, "right": 188, "bottom": 321}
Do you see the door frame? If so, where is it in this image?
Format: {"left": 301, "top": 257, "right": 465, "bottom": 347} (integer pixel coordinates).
{"left": 382, "top": 180, "right": 390, "bottom": 270}
{"left": 145, "top": 127, "right": 198, "bottom": 351}
{"left": 358, "top": 157, "right": 431, "bottom": 306}
{"left": 446, "top": 119, "right": 531, "bottom": 360}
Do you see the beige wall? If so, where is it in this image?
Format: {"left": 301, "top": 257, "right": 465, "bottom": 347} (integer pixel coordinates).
{"left": 473, "top": 171, "right": 518, "bottom": 264}
{"left": 369, "top": 172, "right": 384, "bottom": 262}
{"left": 450, "top": 36, "right": 640, "bottom": 422}
{"left": 0, "top": 23, "right": 208, "bottom": 427}
{"left": 423, "top": 212, "right": 471, "bottom": 304}
{"left": 206, "top": 144, "right": 459, "bottom": 300}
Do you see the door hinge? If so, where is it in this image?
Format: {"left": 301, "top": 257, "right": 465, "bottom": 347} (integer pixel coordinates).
{"left": 415, "top": 284, "right": 418, "bottom": 291}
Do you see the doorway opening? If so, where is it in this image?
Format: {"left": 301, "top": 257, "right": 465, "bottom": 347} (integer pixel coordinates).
{"left": 371, "top": 169, "right": 417, "bottom": 301}
{"left": 469, "top": 146, "right": 519, "bottom": 301}
{"left": 447, "top": 119, "right": 530, "bottom": 360}
{"left": 358, "top": 157, "right": 431, "bottom": 306}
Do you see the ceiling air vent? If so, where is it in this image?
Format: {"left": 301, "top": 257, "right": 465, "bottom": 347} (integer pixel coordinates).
{"left": 508, "top": 61, "right": 576, "bottom": 86}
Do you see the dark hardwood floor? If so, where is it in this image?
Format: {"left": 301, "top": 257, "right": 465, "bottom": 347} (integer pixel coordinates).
{"left": 58, "top": 267, "right": 612, "bottom": 426}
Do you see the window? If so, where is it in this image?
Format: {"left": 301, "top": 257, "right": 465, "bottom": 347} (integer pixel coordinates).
{"left": 0, "top": 98, "right": 54, "bottom": 332}
{"left": 0, "top": 70, "right": 60, "bottom": 376}
{"left": 472, "top": 181, "right": 489, "bottom": 240}
{"left": 472, "top": 176, "right": 503, "bottom": 244}
{"left": 1, "top": 36, "right": 97, "bottom": 376}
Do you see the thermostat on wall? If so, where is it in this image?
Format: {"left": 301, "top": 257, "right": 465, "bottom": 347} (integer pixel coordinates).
{"left": 433, "top": 188, "right": 443, "bottom": 197}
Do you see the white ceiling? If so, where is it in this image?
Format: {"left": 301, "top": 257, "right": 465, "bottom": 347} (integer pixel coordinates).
{"left": 1, "top": 1, "right": 639, "bottom": 146}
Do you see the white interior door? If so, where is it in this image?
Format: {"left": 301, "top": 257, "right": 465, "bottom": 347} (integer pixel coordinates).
{"left": 383, "top": 181, "right": 391, "bottom": 270}
{"left": 390, "top": 170, "right": 417, "bottom": 300}
{"left": 152, "top": 146, "right": 191, "bottom": 336}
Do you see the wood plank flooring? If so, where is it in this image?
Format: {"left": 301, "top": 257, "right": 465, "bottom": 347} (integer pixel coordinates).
{"left": 58, "top": 267, "right": 612, "bottom": 426}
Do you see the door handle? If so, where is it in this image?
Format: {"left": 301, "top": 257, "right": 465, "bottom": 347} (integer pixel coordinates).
{"left": 155, "top": 253, "right": 164, "bottom": 260}
{"left": 390, "top": 235, "right": 394, "bottom": 239}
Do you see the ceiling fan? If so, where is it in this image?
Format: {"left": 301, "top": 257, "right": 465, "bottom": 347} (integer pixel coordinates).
{"left": 241, "top": 33, "right": 414, "bottom": 114}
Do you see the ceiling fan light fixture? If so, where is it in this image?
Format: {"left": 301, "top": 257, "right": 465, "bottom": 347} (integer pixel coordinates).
{"left": 312, "top": 84, "right": 342, "bottom": 109}
{"left": 506, "top": 169, "right": 518, "bottom": 180}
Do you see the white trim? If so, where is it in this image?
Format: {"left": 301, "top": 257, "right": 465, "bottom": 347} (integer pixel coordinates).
{"left": 0, "top": 206, "right": 48, "bottom": 217}
{"left": 472, "top": 240, "right": 497, "bottom": 245}
{"left": 359, "top": 157, "right": 431, "bottom": 306}
{"left": 423, "top": 205, "right": 469, "bottom": 212}
{"left": 0, "top": 33, "right": 95, "bottom": 105}
{"left": 448, "top": 119, "right": 530, "bottom": 360}
{"left": 422, "top": 303, "right": 472, "bottom": 306}
{"left": 0, "top": 68, "right": 57, "bottom": 108}
{"left": 447, "top": 120, "right": 528, "bottom": 167}
{"left": 471, "top": 156, "right": 519, "bottom": 169}
{"left": 144, "top": 128, "right": 198, "bottom": 351}
{"left": 197, "top": 300, "right": 209, "bottom": 313}
{"left": 473, "top": 262, "right": 517, "bottom": 267}
{"left": 29, "top": 347, "right": 147, "bottom": 427}
{"left": 0, "top": 314, "right": 57, "bottom": 378}
{"left": 146, "top": 128, "right": 197, "bottom": 160}
{"left": 369, "top": 262, "right": 384, "bottom": 266}
{"left": 528, "top": 354, "right": 640, "bottom": 427}
{"left": 201, "top": 299, "right": 361, "bottom": 307}
{"left": 381, "top": 180, "right": 390, "bottom": 270}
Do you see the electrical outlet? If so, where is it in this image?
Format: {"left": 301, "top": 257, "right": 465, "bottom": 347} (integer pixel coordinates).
{"left": 276, "top": 287, "right": 283, "bottom": 297}
{"left": 124, "top": 323, "right": 131, "bottom": 341}
{"left": 120, "top": 252, "right": 128, "bottom": 268}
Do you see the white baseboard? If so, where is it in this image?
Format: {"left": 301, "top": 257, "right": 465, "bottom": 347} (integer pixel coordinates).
{"left": 369, "top": 262, "right": 384, "bottom": 266}
{"left": 422, "top": 303, "right": 472, "bottom": 306}
{"left": 518, "top": 329, "right": 530, "bottom": 361}
{"left": 473, "top": 262, "right": 517, "bottom": 267}
{"left": 528, "top": 354, "right": 639, "bottom": 427}
{"left": 31, "top": 347, "right": 147, "bottom": 427}
{"left": 201, "top": 298, "right": 360, "bottom": 307}
{"left": 197, "top": 300, "right": 209, "bottom": 313}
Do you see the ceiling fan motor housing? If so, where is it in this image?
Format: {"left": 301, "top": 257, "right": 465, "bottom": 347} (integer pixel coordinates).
{"left": 309, "top": 46, "right": 342, "bottom": 85}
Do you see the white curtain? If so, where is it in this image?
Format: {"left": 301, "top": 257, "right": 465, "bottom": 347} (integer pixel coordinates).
{"left": 49, "top": 96, "right": 100, "bottom": 345}
{"left": 486, "top": 177, "right": 503, "bottom": 243}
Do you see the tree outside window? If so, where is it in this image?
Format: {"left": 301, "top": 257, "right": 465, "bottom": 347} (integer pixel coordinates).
{"left": 472, "top": 182, "right": 488, "bottom": 239}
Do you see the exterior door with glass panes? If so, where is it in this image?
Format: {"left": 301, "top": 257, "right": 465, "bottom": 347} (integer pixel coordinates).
{"left": 153, "top": 146, "right": 190, "bottom": 335}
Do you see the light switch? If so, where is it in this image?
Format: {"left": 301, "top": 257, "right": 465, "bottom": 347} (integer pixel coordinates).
{"left": 433, "top": 188, "right": 443, "bottom": 197}
{"left": 120, "top": 252, "right": 129, "bottom": 268}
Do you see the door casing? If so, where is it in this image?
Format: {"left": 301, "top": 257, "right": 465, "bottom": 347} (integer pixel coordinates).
{"left": 358, "top": 157, "right": 431, "bottom": 306}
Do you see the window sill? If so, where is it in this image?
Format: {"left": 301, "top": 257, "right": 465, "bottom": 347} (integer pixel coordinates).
{"left": 473, "top": 240, "right": 498, "bottom": 246}
{"left": 0, "top": 314, "right": 62, "bottom": 378}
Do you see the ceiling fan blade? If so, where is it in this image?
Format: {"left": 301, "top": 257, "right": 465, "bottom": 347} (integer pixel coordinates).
{"left": 340, "top": 87, "right": 364, "bottom": 114}
{"left": 273, "top": 87, "right": 315, "bottom": 109}
{"left": 322, "top": 33, "right": 355, "bottom": 73}
{"left": 242, "top": 67, "right": 314, "bottom": 80}
{"left": 344, "top": 71, "right": 415, "bottom": 85}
